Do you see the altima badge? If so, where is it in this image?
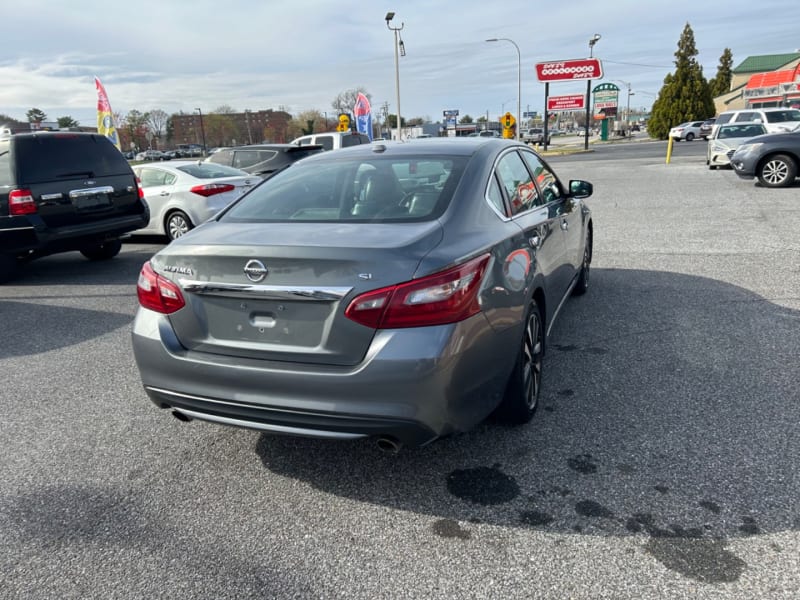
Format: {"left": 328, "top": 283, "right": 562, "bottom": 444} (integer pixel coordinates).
{"left": 244, "top": 259, "right": 268, "bottom": 282}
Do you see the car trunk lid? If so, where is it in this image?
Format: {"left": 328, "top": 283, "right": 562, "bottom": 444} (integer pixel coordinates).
{"left": 153, "top": 220, "right": 444, "bottom": 366}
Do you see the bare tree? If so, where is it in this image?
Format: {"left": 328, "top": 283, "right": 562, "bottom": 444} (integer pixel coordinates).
{"left": 331, "top": 87, "right": 371, "bottom": 117}
{"left": 214, "top": 105, "right": 236, "bottom": 114}
{"left": 146, "top": 109, "right": 169, "bottom": 147}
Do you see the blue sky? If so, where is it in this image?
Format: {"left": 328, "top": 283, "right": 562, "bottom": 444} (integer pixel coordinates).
{"left": 0, "top": 0, "right": 797, "bottom": 126}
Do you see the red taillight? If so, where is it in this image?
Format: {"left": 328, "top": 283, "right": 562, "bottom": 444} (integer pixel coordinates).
{"left": 345, "top": 254, "right": 491, "bottom": 329}
{"left": 137, "top": 261, "right": 186, "bottom": 314}
{"left": 190, "top": 183, "right": 235, "bottom": 197}
{"left": 9, "top": 189, "right": 37, "bottom": 215}
{"left": 136, "top": 177, "right": 145, "bottom": 199}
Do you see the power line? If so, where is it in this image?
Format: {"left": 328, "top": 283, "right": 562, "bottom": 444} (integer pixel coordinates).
{"left": 602, "top": 59, "right": 672, "bottom": 69}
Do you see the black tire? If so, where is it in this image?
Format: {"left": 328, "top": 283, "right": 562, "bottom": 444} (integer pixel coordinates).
{"left": 0, "top": 254, "right": 19, "bottom": 283}
{"left": 80, "top": 239, "right": 122, "bottom": 261}
{"left": 495, "top": 300, "right": 544, "bottom": 425}
{"left": 166, "top": 210, "right": 193, "bottom": 241}
{"left": 757, "top": 154, "right": 798, "bottom": 188}
{"left": 685, "top": 132, "right": 695, "bottom": 142}
{"left": 572, "top": 232, "right": 592, "bottom": 296}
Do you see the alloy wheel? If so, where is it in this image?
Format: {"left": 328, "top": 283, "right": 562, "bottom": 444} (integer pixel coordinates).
{"left": 762, "top": 159, "right": 789, "bottom": 185}
{"left": 522, "top": 311, "right": 543, "bottom": 410}
{"left": 168, "top": 214, "right": 190, "bottom": 240}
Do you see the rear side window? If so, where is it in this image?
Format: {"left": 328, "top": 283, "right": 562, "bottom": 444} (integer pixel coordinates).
{"left": 233, "top": 150, "right": 275, "bottom": 169}
{"left": 315, "top": 136, "right": 334, "bottom": 151}
{"left": 14, "top": 134, "right": 131, "bottom": 183}
{"left": 207, "top": 149, "right": 233, "bottom": 165}
{"left": 764, "top": 110, "right": 800, "bottom": 123}
{"left": 715, "top": 113, "right": 734, "bottom": 126}
{"left": 734, "top": 112, "right": 758, "bottom": 123}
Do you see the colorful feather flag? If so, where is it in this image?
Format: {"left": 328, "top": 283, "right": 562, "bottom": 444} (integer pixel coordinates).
{"left": 95, "top": 77, "right": 121, "bottom": 150}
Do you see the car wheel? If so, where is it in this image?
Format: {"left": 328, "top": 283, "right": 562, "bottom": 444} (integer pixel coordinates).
{"left": 757, "top": 154, "right": 797, "bottom": 188}
{"left": 572, "top": 232, "right": 592, "bottom": 296}
{"left": 166, "top": 210, "right": 193, "bottom": 241}
{"left": 80, "top": 239, "right": 122, "bottom": 261}
{"left": 685, "top": 133, "right": 695, "bottom": 142}
{"left": 495, "top": 300, "right": 543, "bottom": 425}
{"left": 0, "top": 254, "right": 19, "bottom": 283}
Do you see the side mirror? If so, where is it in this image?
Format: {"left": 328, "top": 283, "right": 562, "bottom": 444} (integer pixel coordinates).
{"left": 569, "top": 180, "right": 593, "bottom": 199}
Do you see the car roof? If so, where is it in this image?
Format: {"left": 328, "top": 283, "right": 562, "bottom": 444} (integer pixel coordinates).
{"left": 298, "top": 137, "right": 515, "bottom": 161}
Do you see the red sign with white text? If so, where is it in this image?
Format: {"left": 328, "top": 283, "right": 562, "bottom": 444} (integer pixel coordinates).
{"left": 535, "top": 59, "right": 603, "bottom": 82}
{"left": 547, "top": 94, "right": 586, "bottom": 111}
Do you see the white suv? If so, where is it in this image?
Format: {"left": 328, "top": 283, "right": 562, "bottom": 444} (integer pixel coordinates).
{"left": 713, "top": 107, "right": 800, "bottom": 135}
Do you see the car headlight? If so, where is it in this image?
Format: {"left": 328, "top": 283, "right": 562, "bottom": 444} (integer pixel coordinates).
{"left": 734, "top": 142, "right": 763, "bottom": 155}
{"left": 710, "top": 144, "right": 727, "bottom": 153}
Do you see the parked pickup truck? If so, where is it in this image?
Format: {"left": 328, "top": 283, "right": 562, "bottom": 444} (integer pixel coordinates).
{"left": 522, "top": 128, "right": 551, "bottom": 145}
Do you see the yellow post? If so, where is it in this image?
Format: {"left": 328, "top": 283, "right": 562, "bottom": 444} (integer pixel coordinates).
{"left": 666, "top": 135, "right": 674, "bottom": 164}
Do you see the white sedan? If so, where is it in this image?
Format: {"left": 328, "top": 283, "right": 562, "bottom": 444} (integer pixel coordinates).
{"left": 132, "top": 161, "right": 260, "bottom": 240}
{"left": 669, "top": 120, "right": 704, "bottom": 141}
{"left": 707, "top": 122, "right": 767, "bottom": 169}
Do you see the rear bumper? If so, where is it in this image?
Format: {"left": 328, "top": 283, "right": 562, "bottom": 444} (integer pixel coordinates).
{"left": 132, "top": 308, "right": 520, "bottom": 447}
{"left": 0, "top": 212, "right": 148, "bottom": 257}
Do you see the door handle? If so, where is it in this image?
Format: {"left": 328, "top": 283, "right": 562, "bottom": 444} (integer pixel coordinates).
{"left": 159, "top": 191, "right": 170, "bottom": 196}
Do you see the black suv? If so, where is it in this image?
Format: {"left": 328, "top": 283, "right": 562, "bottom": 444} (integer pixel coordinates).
{"left": 204, "top": 144, "right": 324, "bottom": 177}
{"left": 0, "top": 131, "right": 149, "bottom": 282}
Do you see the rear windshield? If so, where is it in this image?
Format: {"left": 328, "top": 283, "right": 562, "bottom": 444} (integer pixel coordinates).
{"left": 220, "top": 155, "right": 466, "bottom": 223}
{"left": 342, "top": 134, "right": 369, "bottom": 147}
{"left": 14, "top": 134, "right": 131, "bottom": 183}
{"left": 764, "top": 110, "right": 800, "bottom": 123}
{"left": 176, "top": 163, "right": 248, "bottom": 178}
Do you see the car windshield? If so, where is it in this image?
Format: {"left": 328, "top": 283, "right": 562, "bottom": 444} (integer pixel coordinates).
{"left": 220, "top": 155, "right": 466, "bottom": 223}
{"left": 176, "top": 163, "right": 248, "bottom": 178}
{"left": 718, "top": 125, "right": 766, "bottom": 139}
{"left": 764, "top": 110, "right": 800, "bottom": 123}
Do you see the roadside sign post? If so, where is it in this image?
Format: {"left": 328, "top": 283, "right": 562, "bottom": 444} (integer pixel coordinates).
{"left": 534, "top": 58, "right": 603, "bottom": 151}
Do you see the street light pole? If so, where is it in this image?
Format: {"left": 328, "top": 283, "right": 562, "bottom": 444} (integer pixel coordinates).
{"left": 245, "top": 109, "right": 253, "bottom": 145}
{"left": 486, "top": 38, "right": 521, "bottom": 140}
{"left": 195, "top": 108, "right": 207, "bottom": 156}
{"left": 585, "top": 34, "right": 601, "bottom": 151}
{"left": 386, "top": 12, "right": 404, "bottom": 141}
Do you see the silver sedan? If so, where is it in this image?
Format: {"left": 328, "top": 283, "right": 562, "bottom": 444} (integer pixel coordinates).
{"left": 133, "top": 161, "right": 261, "bottom": 240}
{"left": 132, "top": 139, "right": 595, "bottom": 450}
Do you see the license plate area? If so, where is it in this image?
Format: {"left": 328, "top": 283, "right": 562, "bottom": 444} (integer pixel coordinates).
{"left": 72, "top": 192, "right": 112, "bottom": 210}
{"left": 69, "top": 186, "right": 114, "bottom": 211}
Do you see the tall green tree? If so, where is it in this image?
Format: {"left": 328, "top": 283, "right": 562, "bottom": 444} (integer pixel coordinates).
{"left": 647, "top": 23, "right": 715, "bottom": 139}
{"left": 709, "top": 48, "right": 734, "bottom": 97}
{"left": 26, "top": 108, "right": 47, "bottom": 123}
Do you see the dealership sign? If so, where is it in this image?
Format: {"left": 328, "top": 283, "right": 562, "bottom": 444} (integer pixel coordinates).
{"left": 547, "top": 94, "right": 586, "bottom": 111}
{"left": 535, "top": 59, "right": 603, "bottom": 82}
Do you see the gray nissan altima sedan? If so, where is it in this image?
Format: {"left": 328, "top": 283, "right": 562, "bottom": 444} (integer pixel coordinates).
{"left": 132, "top": 137, "right": 594, "bottom": 450}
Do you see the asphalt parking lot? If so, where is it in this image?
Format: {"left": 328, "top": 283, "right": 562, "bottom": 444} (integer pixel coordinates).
{"left": 1, "top": 145, "right": 798, "bottom": 599}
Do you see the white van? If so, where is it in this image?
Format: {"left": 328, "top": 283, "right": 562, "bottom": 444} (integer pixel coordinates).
{"left": 291, "top": 131, "right": 370, "bottom": 151}
{"left": 713, "top": 107, "right": 800, "bottom": 135}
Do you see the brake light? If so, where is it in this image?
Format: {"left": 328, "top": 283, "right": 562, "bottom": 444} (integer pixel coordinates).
{"left": 136, "top": 177, "right": 145, "bottom": 199}
{"left": 9, "top": 189, "right": 37, "bottom": 215}
{"left": 190, "top": 183, "right": 235, "bottom": 197}
{"left": 345, "top": 254, "right": 491, "bottom": 329}
{"left": 137, "top": 261, "right": 186, "bottom": 314}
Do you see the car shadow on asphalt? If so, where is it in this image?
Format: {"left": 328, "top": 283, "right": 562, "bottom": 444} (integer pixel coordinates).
{"left": 253, "top": 267, "right": 800, "bottom": 584}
